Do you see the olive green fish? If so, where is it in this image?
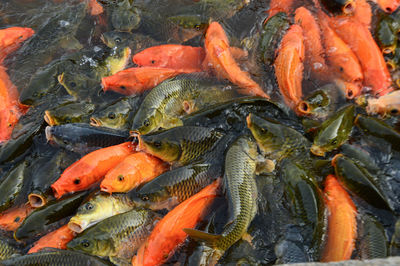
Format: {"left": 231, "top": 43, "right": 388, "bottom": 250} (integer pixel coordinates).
{"left": 333, "top": 154, "right": 391, "bottom": 211}
{"left": 68, "top": 209, "right": 159, "bottom": 265}
{"left": 358, "top": 214, "right": 388, "bottom": 259}
{"left": 131, "top": 75, "right": 240, "bottom": 135}
{"left": 44, "top": 102, "right": 96, "bottom": 126}
{"left": 0, "top": 249, "right": 111, "bottom": 266}
{"left": 184, "top": 136, "right": 258, "bottom": 264}
{"left": 111, "top": 0, "right": 141, "bottom": 32}
{"left": 138, "top": 126, "right": 225, "bottom": 165}
{"left": 68, "top": 193, "right": 135, "bottom": 233}
{"left": 0, "top": 239, "right": 19, "bottom": 260}
{"left": 376, "top": 16, "right": 397, "bottom": 54}
{"left": 310, "top": 105, "right": 355, "bottom": 156}
{"left": 0, "top": 161, "right": 28, "bottom": 212}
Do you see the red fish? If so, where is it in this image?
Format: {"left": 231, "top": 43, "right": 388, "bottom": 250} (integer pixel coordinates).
{"left": 371, "top": 0, "right": 400, "bottom": 13}
{"left": 294, "top": 7, "right": 327, "bottom": 76}
{"left": 330, "top": 17, "right": 393, "bottom": 96}
{"left": 274, "top": 25, "right": 305, "bottom": 111}
{"left": 132, "top": 45, "right": 205, "bottom": 72}
{"left": 51, "top": 142, "right": 135, "bottom": 199}
{"left": 88, "top": 0, "right": 103, "bottom": 16}
{"left": 28, "top": 225, "right": 76, "bottom": 253}
{"left": 322, "top": 175, "right": 357, "bottom": 262}
{"left": 0, "top": 27, "right": 34, "bottom": 63}
{"left": 266, "top": 0, "right": 295, "bottom": 19}
{"left": 204, "top": 22, "right": 268, "bottom": 98}
{"left": 0, "top": 204, "right": 33, "bottom": 232}
{"left": 131, "top": 179, "right": 220, "bottom": 266}
{"left": 101, "top": 152, "right": 169, "bottom": 193}
{"left": 102, "top": 67, "right": 195, "bottom": 95}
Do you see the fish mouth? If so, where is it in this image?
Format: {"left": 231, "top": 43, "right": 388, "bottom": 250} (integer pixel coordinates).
{"left": 28, "top": 193, "right": 47, "bottom": 208}
{"left": 100, "top": 184, "right": 112, "bottom": 194}
{"left": 343, "top": 2, "right": 355, "bottom": 14}
{"left": 310, "top": 144, "right": 326, "bottom": 157}
{"left": 57, "top": 73, "right": 65, "bottom": 85}
{"left": 51, "top": 184, "right": 64, "bottom": 199}
{"left": 90, "top": 117, "right": 102, "bottom": 127}
{"left": 45, "top": 126, "right": 54, "bottom": 143}
{"left": 296, "top": 101, "right": 311, "bottom": 115}
{"left": 68, "top": 220, "right": 86, "bottom": 233}
{"left": 44, "top": 111, "right": 55, "bottom": 126}
{"left": 246, "top": 114, "right": 252, "bottom": 128}
{"left": 331, "top": 154, "right": 344, "bottom": 167}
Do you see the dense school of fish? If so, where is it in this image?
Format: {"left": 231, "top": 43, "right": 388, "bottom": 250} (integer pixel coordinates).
{"left": 2, "top": 0, "right": 400, "bottom": 265}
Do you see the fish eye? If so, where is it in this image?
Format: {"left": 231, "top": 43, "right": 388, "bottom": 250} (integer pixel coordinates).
{"left": 70, "top": 82, "right": 77, "bottom": 88}
{"left": 153, "top": 141, "right": 162, "bottom": 148}
{"left": 195, "top": 25, "right": 201, "bottom": 30}
{"left": 63, "top": 140, "right": 69, "bottom": 145}
{"left": 74, "top": 178, "right": 81, "bottom": 185}
{"left": 141, "top": 195, "right": 149, "bottom": 201}
{"left": 118, "top": 175, "right": 124, "bottom": 181}
{"left": 115, "top": 37, "right": 122, "bottom": 43}
{"left": 119, "top": 85, "right": 126, "bottom": 90}
{"left": 151, "top": 60, "right": 155, "bottom": 64}
{"left": 260, "top": 127, "right": 267, "bottom": 134}
{"left": 108, "top": 112, "right": 116, "bottom": 119}
{"left": 143, "top": 119, "right": 150, "bottom": 127}
{"left": 85, "top": 203, "right": 94, "bottom": 210}
{"left": 81, "top": 240, "right": 91, "bottom": 248}
{"left": 391, "top": 109, "right": 399, "bottom": 115}
{"left": 339, "top": 67, "right": 344, "bottom": 72}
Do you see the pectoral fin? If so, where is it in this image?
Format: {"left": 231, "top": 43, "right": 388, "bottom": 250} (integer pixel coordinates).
{"left": 183, "top": 228, "right": 221, "bottom": 247}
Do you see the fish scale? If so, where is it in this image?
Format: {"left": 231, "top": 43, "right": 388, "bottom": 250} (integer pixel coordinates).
{"left": 0, "top": 239, "right": 19, "bottom": 260}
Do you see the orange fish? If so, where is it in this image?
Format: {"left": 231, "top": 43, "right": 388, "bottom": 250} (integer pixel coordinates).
{"left": 100, "top": 152, "right": 169, "bottom": 193}
{"left": 0, "top": 27, "right": 34, "bottom": 63}
{"left": 51, "top": 142, "right": 135, "bottom": 199}
{"left": 330, "top": 17, "right": 393, "bottom": 96}
{"left": 274, "top": 25, "right": 305, "bottom": 111}
{"left": 294, "top": 7, "right": 327, "bottom": 76}
{"left": 334, "top": 79, "right": 362, "bottom": 99}
{"left": 131, "top": 178, "right": 220, "bottom": 266}
{"left": 203, "top": 22, "right": 268, "bottom": 98}
{"left": 353, "top": 0, "right": 372, "bottom": 28}
{"left": 0, "top": 204, "right": 33, "bottom": 232}
{"left": 28, "top": 225, "right": 76, "bottom": 253}
{"left": 266, "top": 0, "right": 295, "bottom": 19}
{"left": 0, "top": 66, "right": 28, "bottom": 143}
{"left": 88, "top": 0, "right": 103, "bottom": 16}
{"left": 322, "top": 175, "right": 357, "bottom": 262}
{"left": 132, "top": 45, "right": 205, "bottom": 72}
{"left": 102, "top": 67, "right": 195, "bottom": 96}
{"left": 371, "top": 0, "right": 400, "bottom": 13}
{"left": 318, "top": 12, "right": 364, "bottom": 87}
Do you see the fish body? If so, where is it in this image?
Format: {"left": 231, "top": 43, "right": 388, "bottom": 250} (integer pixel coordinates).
{"left": 51, "top": 142, "right": 135, "bottom": 198}
{"left": 69, "top": 193, "right": 135, "bottom": 233}
{"left": 322, "top": 175, "right": 357, "bottom": 262}
{"left": 204, "top": 22, "right": 267, "bottom": 98}
{"left": 28, "top": 225, "right": 76, "bottom": 253}
{"left": 311, "top": 105, "right": 355, "bottom": 156}
{"left": 44, "top": 102, "right": 96, "bottom": 126}
{"left": 0, "top": 27, "right": 34, "bottom": 63}
{"left": 132, "top": 75, "right": 239, "bottom": 134}
{"left": 0, "top": 161, "right": 27, "bottom": 212}
{"left": 0, "top": 238, "right": 19, "bottom": 260}
{"left": 137, "top": 126, "right": 224, "bottom": 165}
{"left": 274, "top": 25, "right": 305, "bottom": 111}
{"left": 68, "top": 209, "right": 159, "bottom": 265}
{"left": 102, "top": 67, "right": 195, "bottom": 95}
{"left": 376, "top": 16, "right": 397, "bottom": 54}
{"left": 131, "top": 179, "right": 220, "bottom": 266}
{"left": 320, "top": 0, "right": 355, "bottom": 14}
{"left": 101, "top": 152, "right": 168, "bottom": 193}
{"left": 45, "top": 123, "right": 129, "bottom": 154}
{"left": 0, "top": 204, "right": 33, "bottom": 232}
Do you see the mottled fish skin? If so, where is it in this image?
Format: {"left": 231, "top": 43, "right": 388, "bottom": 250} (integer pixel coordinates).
{"left": 68, "top": 209, "right": 159, "bottom": 265}
{"left": 131, "top": 75, "right": 239, "bottom": 135}
{"left": 69, "top": 193, "right": 136, "bottom": 233}
{"left": 0, "top": 249, "right": 111, "bottom": 266}
{"left": 0, "top": 239, "right": 19, "bottom": 260}
{"left": 138, "top": 126, "right": 225, "bottom": 165}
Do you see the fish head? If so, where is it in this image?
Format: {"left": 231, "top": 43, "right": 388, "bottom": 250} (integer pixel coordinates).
{"left": 67, "top": 236, "right": 103, "bottom": 255}
{"left": 138, "top": 133, "right": 181, "bottom": 162}
{"left": 90, "top": 107, "right": 129, "bottom": 129}
{"left": 246, "top": 113, "right": 281, "bottom": 154}
{"left": 58, "top": 72, "right": 96, "bottom": 98}
{"left": 105, "top": 47, "right": 131, "bottom": 76}
{"left": 132, "top": 47, "right": 164, "bottom": 67}
{"left": 111, "top": 0, "right": 141, "bottom": 32}
{"left": 101, "top": 31, "right": 132, "bottom": 48}
{"left": 132, "top": 108, "right": 163, "bottom": 135}
{"left": 1, "top": 27, "right": 35, "bottom": 47}
{"left": 101, "top": 170, "right": 137, "bottom": 193}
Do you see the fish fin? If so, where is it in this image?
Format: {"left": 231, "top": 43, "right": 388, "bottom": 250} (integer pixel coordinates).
{"left": 109, "top": 256, "right": 131, "bottom": 266}
{"left": 256, "top": 158, "right": 275, "bottom": 174}
{"left": 59, "top": 36, "right": 83, "bottom": 50}
{"left": 242, "top": 232, "right": 254, "bottom": 247}
{"left": 183, "top": 228, "right": 221, "bottom": 247}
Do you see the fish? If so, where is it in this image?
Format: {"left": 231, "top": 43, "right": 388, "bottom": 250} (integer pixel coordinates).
{"left": 0, "top": 204, "right": 33, "bottom": 232}
{"left": 358, "top": 214, "right": 388, "bottom": 259}
{"left": 87, "top": 0, "right": 103, "bottom": 16}
{"left": 376, "top": 16, "right": 397, "bottom": 54}
{"left": 130, "top": 163, "right": 219, "bottom": 211}
{"left": 132, "top": 44, "right": 205, "bottom": 71}
{"left": 333, "top": 79, "right": 363, "bottom": 100}
{"left": 0, "top": 248, "right": 112, "bottom": 265}
{"left": 0, "top": 238, "right": 19, "bottom": 260}
{"left": 351, "top": 0, "right": 372, "bottom": 29}
{"left": 101, "top": 152, "right": 169, "bottom": 193}
{"left": 137, "top": 126, "right": 225, "bottom": 165}
{"left": 366, "top": 90, "right": 400, "bottom": 117}
{"left": 28, "top": 225, "right": 76, "bottom": 254}
{"left": 45, "top": 123, "right": 130, "bottom": 154}
{"left": 68, "top": 192, "right": 136, "bottom": 233}
{"left": 131, "top": 178, "right": 220, "bottom": 266}
{"left": 320, "top": 0, "right": 356, "bottom": 14}
{"left": 0, "top": 27, "right": 34, "bottom": 63}
{"left": 14, "top": 191, "right": 88, "bottom": 241}
{"left": 131, "top": 75, "right": 240, "bottom": 135}
{"left": 68, "top": 209, "right": 159, "bottom": 265}
{"left": 294, "top": 7, "right": 327, "bottom": 76}
{"left": 246, "top": 113, "right": 310, "bottom": 162}
{"left": 184, "top": 136, "right": 258, "bottom": 265}
{"left": 311, "top": 105, "right": 355, "bottom": 156}
{"left": 0, "top": 161, "right": 28, "bottom": 212}
{"left": 372, "top": 0, "right": 400, "bottom": 13}
{"left": 332, "top": 154, "right": 391, "bottom": 210}
{"left": 203, "top": 22, "right": 268, "bottom": 98}
{"left": 90, "top": 96, "right": 141, "bottom": 130}
{"left": 111, "top": 0, "right": 140, "bottom": 32}
{"left": 266, "top": 0, "right": 295, "bottom": 18}
{"left": 274, "top": 25, "right": 305, "bottom": 111}
{"left": 354, "top": 114, "right": 400, "bottom": 151}
{"left": 321, "top": 175, "right": 357, "bottom": 262}
{"left": 51, "top": 142, "right": 135, "bottom": 198}
{"left": 44, "top": 102, "right": 96, "bottom": 126}
{"left": 330, "top": 16, "right": 393, "bottom": 96}
{"left": 296, "top": 85, "right": 339, "bottom": 118}
{"left": 101, "top": 67, "right": 195, "bottom": 96}
{"left": 390, "top": 219, "right": 400, "bottom": 256}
